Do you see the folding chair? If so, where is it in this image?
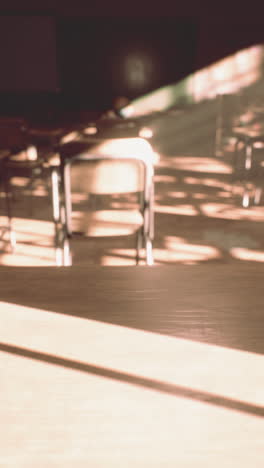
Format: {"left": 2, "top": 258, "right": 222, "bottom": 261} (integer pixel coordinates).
{"left": 54, "top": 137, "right": 155, "bottom": 266}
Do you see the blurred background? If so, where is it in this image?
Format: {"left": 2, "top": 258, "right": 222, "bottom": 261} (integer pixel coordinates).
{"left": 0, "top": 2, "right": 264, "bottom": 116}
{"left": 1, "top": 2, "right": 264, "bottom": 267}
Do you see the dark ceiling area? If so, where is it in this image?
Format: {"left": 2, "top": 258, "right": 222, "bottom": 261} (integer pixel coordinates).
{"left": 0, "top": 3, "right": 264, "bottom": 115}
{"left": 58, "top": 17, "right": 197, "bottom": 110}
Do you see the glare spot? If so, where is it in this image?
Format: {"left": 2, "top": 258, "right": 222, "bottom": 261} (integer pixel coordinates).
{"left": 83, "top": 126, "right": 98, "bottom": 135}
{"left": 60, "top": 131, "right": 80, "bottom": 144}
{"left": 26, "top": 145, "right": 38, "bottom": 161}
{"left": 139, "top": 127, "right": 153, "bottom": 139}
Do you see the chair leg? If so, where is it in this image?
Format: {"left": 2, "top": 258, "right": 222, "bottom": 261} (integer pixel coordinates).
{"left": 144, "top": 171, "right": 154, "bottom": 266}
{"left": 242, "top": 142, "right": 253, "bottom": 208}
{"left": 1, "top": 174, "right": 16, "bottom": 252}
{"left": 54, "top": 224, "right": 72, "bottom": 266}
{"left": 51, "top": 165, "right": 74, "bottom": 266}
{"left": 145, "top": 237, "right": 154, "bottom": 266}
{"left": 51, "top": 167, "right": 62, "bottom": 265}
{"left": 136, "top": 228, "right": 144, "bottom": 265}
{"left": 254, "top": 187, "right": 262, "bottom": 205}
{"left": 62, "top": 236, "right": 72, "bottom": 266}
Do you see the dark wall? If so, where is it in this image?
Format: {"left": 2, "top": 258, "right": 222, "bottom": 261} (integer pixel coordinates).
{"left": 0, "top": 2, "right": 264, "bottom": 115}
{"left": 58, "top": 17, "right": 197, "bottom": 110}
{"left": 0, "top": 15, "right": 58, "bottom": 92}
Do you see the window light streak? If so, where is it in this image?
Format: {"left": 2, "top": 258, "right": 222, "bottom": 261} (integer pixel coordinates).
{"left": 187, "top": 45, "right": 263, "bottom": 101}
{"left": 121, "top": 82, "right": 188, "bottom": 117}
{"left": 0, "top": 301, "right": 263, "bottom": 409}
{"left": 121, "top": 104, "right": 134, "bottom": 117}
{"left": 120, "top": 44, "right": 264, "bottom": 117}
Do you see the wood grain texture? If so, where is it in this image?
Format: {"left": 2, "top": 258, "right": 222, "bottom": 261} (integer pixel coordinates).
{"left": 0, "top": 264, "right": 263, "bottom": 353}
{"left": 0, "top": 264, "right": 263, "bottom": 467}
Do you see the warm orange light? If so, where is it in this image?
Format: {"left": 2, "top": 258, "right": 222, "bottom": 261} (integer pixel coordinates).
{"left": 138, "top": 127, "right": 153, "bottom": 139}
{"left": 83, "top": 126, "right": 98, "bottom": 135}
{"left": 1, "top": 300, "right": 263, "bottom": 409}
{"left": 161, "top": 156, "right": 232, "bottom": 174}
{"left": 231, "top": 247, "right": 264, "bottom": 262}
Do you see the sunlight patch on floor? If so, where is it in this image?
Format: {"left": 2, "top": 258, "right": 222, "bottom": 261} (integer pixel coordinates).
{"left": 154, "top": 174, "right": 178, "bottom": 183}
{"left": 102, "top": 249, "right": 137, "bottom": 265}
{"left": 1, "top": 300, "right": 263, "bottom": 409}
{"left": 200, "top": 203, "right": 264, "bottom": 221}
{"left": 230, "top": 247, "right": 264, "bottom": 262}
{"left": 184, "top": 176, "right": 231, "bottom": 191}
{"left": 166, "top": 191, "right": 187, "bottom": 199}
{"left": 160, "top": 157, "right": 232, "bottom": 174}
{"left": 155, "top": 204, "right": 198, "bottom": 216}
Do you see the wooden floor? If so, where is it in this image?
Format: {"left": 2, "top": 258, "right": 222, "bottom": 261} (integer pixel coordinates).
{"left": 0, "top": 100, "right": 264, "bottom": 466}
{"left": 0, "top": 265, "right": 263, "bottom": 467}
{"left": 1, "top": 97, "right": 264, "bottom": 267}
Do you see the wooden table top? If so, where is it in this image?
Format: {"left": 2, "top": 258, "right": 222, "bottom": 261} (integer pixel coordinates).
{"left": 0, "top": 264, "right": 263, "bottom": 467}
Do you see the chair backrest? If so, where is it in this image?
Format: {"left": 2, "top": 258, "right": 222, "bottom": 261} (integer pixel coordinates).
{"left": 57, "top": 136, "right": 155, "bottom": 264}
{"left": 67, "top": 137, "right": 154, "bottom": 195}
{"left": 215, "top": 92, "right": 262, "bottom": 157}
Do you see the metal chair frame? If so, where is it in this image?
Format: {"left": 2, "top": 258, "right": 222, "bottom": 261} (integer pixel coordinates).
{"left": 52, "top": 139, "right": 155, "bottom": 266}
{"left": 232, "top": 129, "right": 264, "bottom": 207}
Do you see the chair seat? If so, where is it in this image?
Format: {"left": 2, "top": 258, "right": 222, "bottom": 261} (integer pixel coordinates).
{"left": 56, "top": 136, "right": 155, "bottom": 265}
{"left": 71, "top": 209, "right": 143, "bottom": 237}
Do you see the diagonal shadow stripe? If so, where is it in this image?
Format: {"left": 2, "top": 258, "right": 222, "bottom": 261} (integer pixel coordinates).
{"left": 1, "top": 341, "right": 263, "bottom": 418}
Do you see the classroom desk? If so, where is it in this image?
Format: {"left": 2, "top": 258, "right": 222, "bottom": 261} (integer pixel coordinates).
{"left": 0, "top": 264, "right": 263, "bottom": 467}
